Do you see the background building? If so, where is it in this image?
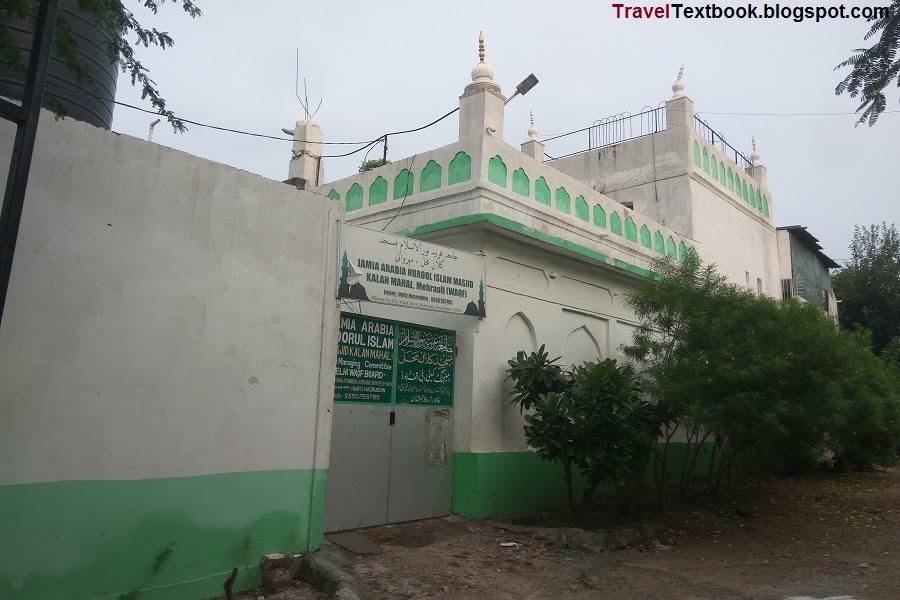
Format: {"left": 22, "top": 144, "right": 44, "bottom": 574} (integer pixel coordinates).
{"left": 777, "top": 225, "right": 841, "bottom": 320}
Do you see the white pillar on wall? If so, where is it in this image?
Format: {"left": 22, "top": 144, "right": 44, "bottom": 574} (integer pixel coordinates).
{"left": 520, "top": 110, "right": 544, "bottom": 160}
{"left": 665, "top": 64, "right": 694, "bottom": 130}
{"left": 458, "top": 32, "right": 506, "bottom": 143}
{"left": 749, "top": 137, "right": 768, "bottom": 189}
{"left": 288, "top": 119, "right": 324, "bottom": 186}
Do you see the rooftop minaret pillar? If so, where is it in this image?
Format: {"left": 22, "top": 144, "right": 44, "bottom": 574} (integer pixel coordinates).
{"left": 749, "top": 138, "right": 771, "bottom": 219}
{"left": 665, "top": 64, "right": 694, "bottom": 130}
{"left": 520, "top": 110, "right": 544, "bottom": 160}
{"left": 459, "top": 31, "right": 505, "bottom": 142}
{"left": 749, "top": 137, "right": 768, "bottom": 189}
{"left": 288, "top": 119, "right": 324, "bottom": 187}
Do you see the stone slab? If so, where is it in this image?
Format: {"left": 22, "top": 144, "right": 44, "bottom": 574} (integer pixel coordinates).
{"left": 326, "top": 531, "right": 385, "bottom": 555}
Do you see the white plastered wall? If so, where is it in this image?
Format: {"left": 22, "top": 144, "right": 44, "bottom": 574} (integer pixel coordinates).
{"left": 465, "top": 231, "right": 643, "bottom": 453}
{"left": 352, "top": 222, "right": 647, "bottom": 456}
{"left": 0, "top": 113, "right": 340, "bottom": 485}
{"left": 688, "top": 176, "right": 780, "bottom": 296}
{"left": 550, "top": 98, "right": 780, "bottom": 297}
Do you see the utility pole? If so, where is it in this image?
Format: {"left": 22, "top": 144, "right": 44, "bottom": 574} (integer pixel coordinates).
{"left": 0, "top": 0, "right": 61, "bottom": 327}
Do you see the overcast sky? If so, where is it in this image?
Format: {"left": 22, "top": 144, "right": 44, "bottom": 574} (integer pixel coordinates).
{"left": 111, "top": 0, "right": 898, "bottom": 262}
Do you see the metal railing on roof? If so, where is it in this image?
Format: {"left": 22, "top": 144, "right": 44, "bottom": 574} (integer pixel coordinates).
{"left": 692, "top": 116, "right": 753, "bottom": 171}
{"left": 544, "top": 105, "right": 666, "bottom": 161}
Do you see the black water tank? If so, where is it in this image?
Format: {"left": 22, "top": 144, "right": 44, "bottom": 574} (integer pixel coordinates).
{"left": 0, "top": 0, "right": 119, "bottom": 129}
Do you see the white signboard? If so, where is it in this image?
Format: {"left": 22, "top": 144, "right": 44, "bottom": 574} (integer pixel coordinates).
{"left": 338, "top": 223, "right": 486, "bottom": 316}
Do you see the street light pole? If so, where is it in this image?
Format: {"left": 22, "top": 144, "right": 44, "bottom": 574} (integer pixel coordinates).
{"left": 504, "top": 73, "right": 539, "bottom": 106}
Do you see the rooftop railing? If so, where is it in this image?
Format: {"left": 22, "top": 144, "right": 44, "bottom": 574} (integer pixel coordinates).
{"left": 543, "top": 105, "right": 666, "bottom": 161}
{"left": 693, "top": 116, "right": 753, "bottom": 171}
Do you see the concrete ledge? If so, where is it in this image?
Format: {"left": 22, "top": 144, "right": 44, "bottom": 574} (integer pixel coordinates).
{"left": 259, "top": 552, "right": 361, "bottom": 599}
{"left": 295, "top": 553, "right": 361, "bottom": 600}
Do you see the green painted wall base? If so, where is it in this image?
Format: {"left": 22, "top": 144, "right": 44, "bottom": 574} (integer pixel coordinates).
{"left": 452, "top": 444, "right": 716, "bottom": 518}
{"left": 0, "top": 468, "right": 327, "bottom": 600}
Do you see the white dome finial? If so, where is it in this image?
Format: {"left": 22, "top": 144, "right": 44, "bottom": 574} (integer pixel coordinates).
{"left": 671, "top": 64, "right": 685, "bottom": 99}
{"left": 528, "top": 110, "right": 538, "bottom": 140}
{"left": 751, "top": 137, "right": 760, "bottom": 165}
{"left": 470, "top": 31, "right": 495, "bottom": 84}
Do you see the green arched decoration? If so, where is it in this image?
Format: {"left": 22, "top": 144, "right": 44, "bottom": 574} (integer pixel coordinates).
{"left": 638, "top": 223, "right": 650, "bottom": 247}
{"left": 327, "top": 189, "right": 341, "bottom": 203}
{"left": 701, "top": 147, "right": 710, "bottom": 174}
{"left": 727, "top": 168, "right": 734, "bottom": 192}
{"left": 575, "top": 196, "right": 589, "bottom": 221}
{"left": 448, "top": 151, "right": 472, "bottom": 185}
{"left": 748, "top": 185, "right": 756, "bottom": 209}
{"left": 512, "top": 168, "right": 530, "bottom": 197}
{"left": 710, "top": 156, "right": 718, "bottom": 181}
{"left": 610, "top": 211, "right": 622, "bottom": 236}
{"left": 718, "top": 162, "right": 726, "bottom": 185}
{"left": 693, "top": 140, "right": 701, "bottom": 167}
{"left": 420, "top": 160, "right": 442, "bottom": 192}
{"left": 393, "top": 169, "right": 414, "bottom": 199}
{"left": 555, "top": 187, "right": 571, "bottom": 213}
{"left": 535, "top": 177, "right": 551, "bottom": 206}
{"left": 593, "top": 204, "right": 607, "bottom": 229}
{"left": 488, "top": 155, "right": 507, "bottom": 187}
{"left": 762, "top": 195, "right": 770, "bottom": 218}
{"left": 756, "top": 188, "right": 763, "bottom": 212}
{"left": 368, "top": 176, "right": 387, "bottom": 205}
{"left": 741, "top": 179, "right": 749, "bottom": 203}
{"left": 637, "top": 222, "right": 650, "bottom": 247}
{"left": 625, "top": 217, "right": 638, "bottom": 242}
{"left": 678, "top": 241, "right": 688, "bottom": 262}
{"left": 346, "top": 183, "right": 363, "bottom": 212}
{"left": 654, "top": 231, "right": 665, "bottom": 254}
{"left": 666, "top": 236, "right": 677, "bottom": 259}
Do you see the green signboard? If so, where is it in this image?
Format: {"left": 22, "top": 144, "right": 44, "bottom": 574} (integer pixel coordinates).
{"left": 334, "top": 313, "right": 455, "bottom": 406}
{"left": 335, "top": 314, "right": 395, "bottom": 403}
{"left": 396, "top": 324, "right": 455, "bottom": 406}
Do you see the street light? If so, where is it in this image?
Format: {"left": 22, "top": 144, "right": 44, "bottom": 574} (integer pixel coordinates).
{"left": 504, "top": 74, "right": 539, "bottom": 105}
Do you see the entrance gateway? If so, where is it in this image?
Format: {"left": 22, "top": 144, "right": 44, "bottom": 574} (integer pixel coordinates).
{"left": 324, "top": 312, "right": 456, "bottom": 531}
{"left": 325, "top": 223, "right": 484, "bottom": 531}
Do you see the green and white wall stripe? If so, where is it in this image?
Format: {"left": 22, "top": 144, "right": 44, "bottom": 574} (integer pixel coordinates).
{"left": 692, "top": 138, "right": 770, "bottom": 219}
{"left": 317, "top": 137, "right": 696, "bottom": 272}
{"left": 451, "top": 444, "right": 716, "bottom": 517}
{"left": 0, "top": 115, "right": 341, "bottom": 599}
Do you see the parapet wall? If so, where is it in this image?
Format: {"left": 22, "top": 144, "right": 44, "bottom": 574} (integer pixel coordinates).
{"left": 317, "top": 133, "right": 699, "bottom": 279}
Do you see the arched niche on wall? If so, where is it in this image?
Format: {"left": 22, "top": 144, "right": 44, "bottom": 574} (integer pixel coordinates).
{"left": 562, "top": 325, "right": 601, "bottom": 368}
{"left": 501, "top": 312, "right": 538, "bottom": 450}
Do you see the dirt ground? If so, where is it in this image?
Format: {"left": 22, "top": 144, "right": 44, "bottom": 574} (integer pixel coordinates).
{"left": 228, "top": 580, "right": 326, "bottom": 600}
{"left": 335, "top": 469, "right": 898, "bottom": 600}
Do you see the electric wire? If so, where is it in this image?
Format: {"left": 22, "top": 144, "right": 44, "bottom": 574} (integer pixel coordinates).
{"left": 0, "top": 76, "right": 458, "bottom": 155}
{"left": 9, "top": 75, "right": 895, "bottom": 162}
{"left": 381, "top": 154, "right": 416, "bottom": 232}
{"left": 340, "top": 298, "right": 360, "bottom": 314}
{"left": 699, "top": 110, "right": 900, "bottom": 117}
{"left": 537, "top": 109, "right": 900, "bottom": 144}
{"left": 0, "top": 75, "right": 374, "bottom": 145}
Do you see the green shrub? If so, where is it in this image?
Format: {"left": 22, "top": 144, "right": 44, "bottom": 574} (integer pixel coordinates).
{"left": 625, "top": 253, "right": 900, "bottom": 492}
{"left": 507, "top": 353, "right": 648, "bottom": 519}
